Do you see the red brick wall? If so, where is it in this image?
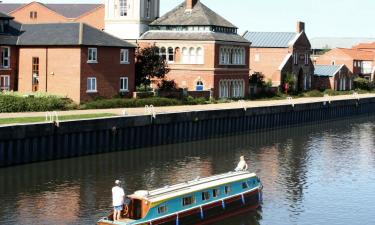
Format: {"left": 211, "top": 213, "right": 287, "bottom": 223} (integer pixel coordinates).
{"left": 0, "top": 46, "right": 18, "bottom": 91}
{"left": 316, "top": 49, "right": 354, "bottom": 72}
{"left": 75, "top": 6, "right": 105, "bottom": 30}
{"left": 10, "top": 2, "right": 68, "bottom": 24}
{"left": 80, "top": 46, "right": 135, "bottom": 102}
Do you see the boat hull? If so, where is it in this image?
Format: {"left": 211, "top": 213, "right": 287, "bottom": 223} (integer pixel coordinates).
{"left": 145, "top": 188, "right": 261, "bottom": 225}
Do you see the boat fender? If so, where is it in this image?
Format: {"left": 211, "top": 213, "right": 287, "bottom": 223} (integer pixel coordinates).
{"left": 221, "top": 200, "right": 226, "bottom": 209}
{"left": 200, "top": 206, "right": 204, "bottom": 219}
{"left": 241, "top": 194, "right": 246, "bottom": 205}
{"left": 176, "top": 214, "right": 179, "bottom": 225}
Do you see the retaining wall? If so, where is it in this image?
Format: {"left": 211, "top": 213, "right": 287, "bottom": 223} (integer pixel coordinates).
{"left": 1, "top": 98, "right": 375, "bottom": 167}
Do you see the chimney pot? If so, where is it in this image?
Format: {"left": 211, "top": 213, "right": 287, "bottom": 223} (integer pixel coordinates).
{"left": 296, "top": 21, "right": 305, "bottom": 33}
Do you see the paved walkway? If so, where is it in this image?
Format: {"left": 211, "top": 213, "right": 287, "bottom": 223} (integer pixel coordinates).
{"left": 1, "top": 93, "right": 374, "bottom": 119}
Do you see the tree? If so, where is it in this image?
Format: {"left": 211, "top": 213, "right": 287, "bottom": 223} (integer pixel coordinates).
{"left": 135, "top": 46, "right": 170, "bottom": 87}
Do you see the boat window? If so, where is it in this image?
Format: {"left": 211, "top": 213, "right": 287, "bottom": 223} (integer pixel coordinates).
{"left": 213, "top": 188, "right": 220, "bottom": 198}
{"left": 202, "top": 191, "right": 210, "bottom": 201}
{"left": 182, "top": 195, "right": 195, "bottom": 206}
{"left": 157, "top": 205, "right": 168, "bottom": 214}
{"left": 242, "top": 182, "right": 248, "bottom": 189}
{"left": 224, "top": 186, "right": 231, "bottom": 195}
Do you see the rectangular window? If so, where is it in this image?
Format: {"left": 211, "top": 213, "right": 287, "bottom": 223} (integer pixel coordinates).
{"left": 242, "top": 182, "right": 248, "bottom": 189}
{"left": 1, "top": 47, "right": 10, "bottom": 68}
{"left": 120, "top": 0, "right": 128, "bottom": 16}
{"left": 120, "top": 49, "right": 129, "bottom": 63}
{"left": 201, "top": 191, "right": 210, "bottom": 201}
{"left": 182, "top": 195, "right": 195, "bottom": 206}
{"left": 29, "top": 11, "right": 37, "bottom": 19}
{"left": 293, "top": 52, "right": 298, "bottom": 65}
{"left": 32, "top": 57, "right": 39, "bottom": 92}
{"left": 157, "top": 205, "right": 167, "bottom": 214}
{"left": 146, "top": 0, "right": 151, "bottom": 18}
{"left": 0, "top": 75, "right": 10, "bottom": 91}
{"left": 212, "top": 188, "right": 220, "bottom": 198}
{"left": 224, "top": 186, "right": 231, "bottom": 195}
{"left": 120, "top": 77, "right": 128, "bottom": 92}
{"left": 87, "top": 77, "right": 97, "bottom": 92}
{"left": 88, "top": 48, "right": 97, "bottom": 63}
{"left": 305, "top": 53, "right": 309, "bottom": 65}
{"left": 254, "top": 53, "right": 260, "bottom": 62}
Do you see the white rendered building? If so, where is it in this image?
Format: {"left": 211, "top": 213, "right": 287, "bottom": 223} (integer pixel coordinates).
{"left": 105, "top": 0, "right": 160, "bottom": 40}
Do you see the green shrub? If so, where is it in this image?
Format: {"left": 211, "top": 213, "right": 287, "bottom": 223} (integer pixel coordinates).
{"left": 354, "top": 77, "right": 374, "bottom": 91}
{"left": 300, "top": 90, "right": 324, "bottom": 97}
{"left": 183, "top": 96, "right": 209, "bottom": 105}
{"left": 0, "top": 94, "right": 74, "bottom": 113}
{"left": 80, "top": 97, "right": 182, "bottom": 109}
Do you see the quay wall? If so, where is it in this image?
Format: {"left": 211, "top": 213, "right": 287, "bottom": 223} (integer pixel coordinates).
{"left": 1, "top": 98, "right": 375, "bottom": 167}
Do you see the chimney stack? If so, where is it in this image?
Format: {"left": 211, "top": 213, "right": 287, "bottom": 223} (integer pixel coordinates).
{"left": 186, "top": 0, "right": 198, "bottom": 10}
{"left": 296, "top": 21, "right": 305, "bottom": 33}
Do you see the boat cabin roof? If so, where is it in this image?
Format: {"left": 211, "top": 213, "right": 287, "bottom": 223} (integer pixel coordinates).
{"left": 128, "top": 171, "right": 257, "bottom": 205}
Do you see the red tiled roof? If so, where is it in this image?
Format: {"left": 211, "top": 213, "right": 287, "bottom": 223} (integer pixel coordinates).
{"left": 353, "top": 42, "right": 375, "bottom": 50}
{"left": 337, "top": 48, "right": 375, "bottom": 61}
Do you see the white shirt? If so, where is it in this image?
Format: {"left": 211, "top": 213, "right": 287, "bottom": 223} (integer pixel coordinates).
{"left": 235, "top": 160, "right": 248, "bottom": 171}
{"left": 112, "top": 186, "right": 125, "bottom": 206}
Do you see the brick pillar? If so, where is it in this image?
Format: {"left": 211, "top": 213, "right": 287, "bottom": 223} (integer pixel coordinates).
{"left": 186, "top": 0, "right": 198, "bottom": 10}
{"left": 296, "top": 21, "right": 305, "bottom": 33}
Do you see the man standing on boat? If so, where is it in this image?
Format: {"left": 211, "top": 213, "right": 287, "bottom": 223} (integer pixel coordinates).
{"left": 235, "top": 156, "right": 248, "bottom": 171}
{"left": 112, "top": 180, "right": 125, "bottom": 222}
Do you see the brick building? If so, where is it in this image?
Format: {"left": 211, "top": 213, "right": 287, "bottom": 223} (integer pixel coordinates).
{"left": 243, "top": 22, "right": 314, "bottom": 91}
{"left": 0, "top": 12, "right": 19, "bottom": 91}
{"left": 1, "top": 14, "right": 135, "bottom": 103}
{"left": 353, "top": 42, "right": 375, "bottom": 52}
{"left": 313, "top": 65, "right": 353, "bottom": 91}
{"left": 138, "top": 0, "right": 250, "bottom": 99}
{"left": 315, "top": 48, "right": 375, "bottom": 80}
{"left": 0, "top": 2, "right": 104, "bottom": 30}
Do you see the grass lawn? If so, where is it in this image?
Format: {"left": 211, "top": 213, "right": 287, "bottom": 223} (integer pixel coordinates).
{"left": 0, "top": 113, "right": 117, "bottom": 125}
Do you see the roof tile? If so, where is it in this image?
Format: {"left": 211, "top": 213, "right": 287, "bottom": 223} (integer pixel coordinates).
{"left": 243, "top": 32, "right": 297, "bottom": 48}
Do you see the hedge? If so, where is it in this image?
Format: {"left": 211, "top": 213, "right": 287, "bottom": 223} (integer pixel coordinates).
{"left": 0, "top": 94, "right": 74, "bottom": 113}
{"left": 80, "top": 97, "right": 182, "bottom": 109}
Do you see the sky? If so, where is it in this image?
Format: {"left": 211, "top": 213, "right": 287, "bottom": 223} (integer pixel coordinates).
{"left": 2, "top": 0, "right": 375, "bottom": 38}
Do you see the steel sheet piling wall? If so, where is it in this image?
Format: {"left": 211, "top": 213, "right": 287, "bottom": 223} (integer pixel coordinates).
{"left": 1, "top": 98, "right": 375, "bottom": 167}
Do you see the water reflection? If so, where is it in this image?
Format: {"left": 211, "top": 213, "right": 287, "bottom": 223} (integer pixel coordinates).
{"left": 1, "top": 116, "right": 375, "bottom": 224}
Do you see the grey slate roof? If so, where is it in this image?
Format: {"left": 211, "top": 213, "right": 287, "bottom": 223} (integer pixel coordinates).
{"left": 0, "top": 3, "right": 103, "bottom": 18}
{"left": 310, "top": 37, "right": 375, "bottom": 50}
{"left": 17, "top": 23, "right": 134, "bottom": 47}
{"left": 150, "top": 1, "right": 237, "bottom": 28}
{"left": 0, "top": 4, "right": 22, "bottom": 14}
{"left": 140, "top": 31, "right": 249, "bottom": 43}
{"left": 314, "top": 65, "right": 342, "bottom": 77}
{"left": 0, "top": 17, "right": 22, "bottom": 45}
{"left": 0, "top": 11, "right": 14, "bottom": 19}
{"left": 243, "top": 31, "right": 298, "bottom": 48}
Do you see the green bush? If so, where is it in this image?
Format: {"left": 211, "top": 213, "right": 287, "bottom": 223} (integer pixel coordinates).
{"left": 300, "top": 90, "right": 324, "bottom": 97}
{"left": 80, "top": 97, "right": 182, "bottom": 109}
{"left": 354, "top": 77, "right": 374, "bottom": 91}
{"left": 183, "top": 96, "right": 209, "bottom": 105}
{"left": 0, "top": 94, "right": 75, "bottom": 113}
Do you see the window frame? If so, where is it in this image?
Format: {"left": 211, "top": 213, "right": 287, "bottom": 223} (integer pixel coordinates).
{"left": 201, "top": 191, "right": 210, "bottom": 201}
{"left": 242, "top": 182, "right": 249, "bottom": 189}
{"left": 88, "top": 48, "right": 98, "bottom": 63}
{"left": 119, "top": 0, "right": 128, "bottom": 16}
{"left": 157, "top": 204, "right": 168, "bottom": 214}
{"left": 224, "top": 185, "right": 231, "bottom": 195}
{"left": 212, "top": 188, "right": 220, "bottom": 198}
{"left": 182, "top": 195, "right": 195, "bottom": 207}
{"left": 120, "top": 77, "right": 129, "bottom": 92}
{"left": 1, "top": 46, "right": 10, "bottom": 69}
{"left": 87, "top": 77, "right": 97, "bottom": 93}
{"left": 120, "top": 49, "right": 129, "bottom": 64}
{"left": 0, "top": 75, "right": 10, "bottom": 91}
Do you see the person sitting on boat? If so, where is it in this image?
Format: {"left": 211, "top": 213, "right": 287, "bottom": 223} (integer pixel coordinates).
{"left": 112, "top": 180, "right": 125, "bottom": 222}
{"left": 235, "top": 156, "right": 248, "bottom": 171}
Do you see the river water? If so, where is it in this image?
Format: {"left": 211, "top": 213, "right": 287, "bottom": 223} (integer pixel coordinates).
{"left": 1, "top": 116, "right": 375, "bottom": 225}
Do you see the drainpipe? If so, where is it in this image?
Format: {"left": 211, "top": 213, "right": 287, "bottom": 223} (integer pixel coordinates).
{"left": 45, "top": 47, "right": 48, "bottom": 92}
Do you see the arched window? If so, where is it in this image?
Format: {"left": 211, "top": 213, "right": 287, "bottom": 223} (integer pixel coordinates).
{"left": 196, "top": 47, "right": 204, "bottom": 64}
{"left": 196, "top": 80, "right": 204, "bottom": 91}
{"left": 168, "top": 47, "right": 174, "bottom": 62}
{"left": 160, "top": 47, "right": 166, "bottom": 60}
{"left": 189, "top": 47, "right": 196, "bottom": 64}
{"left": 220, "top": 48, "right": 225, "bottom": 64}
{"left": 182, "top": 47, "right": 188, "bottom": 63}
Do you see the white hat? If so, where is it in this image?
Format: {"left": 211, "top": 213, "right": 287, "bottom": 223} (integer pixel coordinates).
{"left": 115, "top": 180, "right": 121, "bottom": 185}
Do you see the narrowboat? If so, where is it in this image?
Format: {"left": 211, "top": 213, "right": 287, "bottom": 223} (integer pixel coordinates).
{"left": 98, "top": 171, "right": 263, "bottom": 225}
